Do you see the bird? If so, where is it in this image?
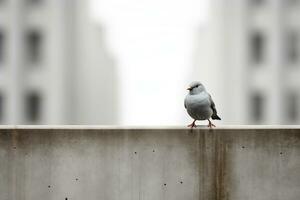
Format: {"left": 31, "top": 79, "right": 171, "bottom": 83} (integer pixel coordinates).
{"left": 184, "top": 81, "right": 221, "bottom": 128}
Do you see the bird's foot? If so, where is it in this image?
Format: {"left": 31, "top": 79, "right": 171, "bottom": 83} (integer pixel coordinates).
{"left": 187, "top": 123, "right": 196, "bottom": 128}
{"left": 207, "top": 121, "right": 216, "bottom": 128}
{"left": 187, "top": 121, "right": 197, "bottom": 128}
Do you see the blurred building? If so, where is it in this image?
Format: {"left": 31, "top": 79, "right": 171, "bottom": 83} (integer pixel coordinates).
{"left": 194, "top": 0, "right": 300, "bottom": 124}
{"left": 0, "top": 0, "right": 118, "bottom": 124}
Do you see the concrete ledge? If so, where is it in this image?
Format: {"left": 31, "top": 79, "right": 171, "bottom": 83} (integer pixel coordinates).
{"left": 1, "top": 125, "right": 300, "bottom": 129}
{"left": 0, "top": 127, "right": 299, "bottom": 200}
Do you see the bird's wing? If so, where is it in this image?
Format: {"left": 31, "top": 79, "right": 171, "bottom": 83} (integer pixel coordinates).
{"left": 209, "top": 94, "right": 216, "bottom": 112}
{"left": 209, "top": 94, "right": 221, "bottom": 119}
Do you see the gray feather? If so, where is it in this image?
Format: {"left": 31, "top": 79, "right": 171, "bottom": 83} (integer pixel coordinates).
{"left": 184, "top": 82, "right": 221, "bottom": 121}
{"left": 209, "top": 95, "right": 221, "bottom": 120}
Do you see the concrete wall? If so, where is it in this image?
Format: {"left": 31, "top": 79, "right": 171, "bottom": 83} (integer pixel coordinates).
{"left": 0, "top": 126, "right": 299, "bottom": 200}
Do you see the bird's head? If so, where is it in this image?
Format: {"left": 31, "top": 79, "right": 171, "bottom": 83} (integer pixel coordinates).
{"left": 187, "top": 81, "right": 205, "bottom": 95}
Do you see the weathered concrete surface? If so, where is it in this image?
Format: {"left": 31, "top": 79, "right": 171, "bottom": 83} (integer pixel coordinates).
{"left": 0, "top": 126, "right": 299, "bottom": 200}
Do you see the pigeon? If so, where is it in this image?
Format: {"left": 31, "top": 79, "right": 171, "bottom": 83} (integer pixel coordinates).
{"left": 184, "top": 81, "right": 221, "bottom": 128}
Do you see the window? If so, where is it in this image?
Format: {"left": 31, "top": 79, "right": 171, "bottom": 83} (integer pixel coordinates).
{"left": 286, "top": 93, "right": 298, "bottom": 122}
{"left": 250, "top": 0, "right": 265, "bottom": 6}
{"left": 286, "top": 31, "right": 299, "bottom": 64}
{"left": 250, "top": 93, "right": 264, "bottom": 122}
{"left": 26, "top": 31, "right": 42, "bottom": 64}
{"left": 25, "top": 92, "right": 41, "bottom": 123}
{"left": 286, "top": 0, "right": 299, "bottom": 6}
{"left": 0, "top": 94, "right": 3, "bottom": 122}
{"left": 250, "top": 32, "right": 265, "bottom": 65}
{"left": 28, "top": 0, "right": 42, "bottom": 4}
{"left": 0, "top": 31, "right": 3, "bottom": 64}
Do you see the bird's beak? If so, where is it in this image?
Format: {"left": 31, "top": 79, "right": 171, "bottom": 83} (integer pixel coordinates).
{"left": 187, "top": 87, "right": 192, "bottom": 91}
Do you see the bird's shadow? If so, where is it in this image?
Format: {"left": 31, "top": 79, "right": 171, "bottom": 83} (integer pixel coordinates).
{"left": 194, "top": 125, "right": 208, "bottom": 128}
{"left": 187, "top": 125, "right": 214, "bottom": 134}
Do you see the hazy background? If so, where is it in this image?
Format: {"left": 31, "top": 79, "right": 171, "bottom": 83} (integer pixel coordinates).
{"left": 0, "top": 0, "right": 299, "bottom": 125}
{"left": 90, "top": 0, "right": 210, "bottom": 125}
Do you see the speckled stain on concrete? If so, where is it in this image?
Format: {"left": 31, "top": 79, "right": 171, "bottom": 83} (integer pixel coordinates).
{"left": 0, "top": 127, "right": 299, "bottom": 200}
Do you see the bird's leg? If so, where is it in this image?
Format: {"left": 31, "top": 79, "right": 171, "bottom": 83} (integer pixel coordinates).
{"left": 187, "top": 119, "right": 197, "bottom": 128}
{"left": 207, "top": 119, "right": 216, "bottom": 128}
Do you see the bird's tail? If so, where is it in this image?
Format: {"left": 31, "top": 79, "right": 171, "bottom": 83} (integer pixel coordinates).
{"left": 212, "top": 114, "right": 221, "bottom": 120}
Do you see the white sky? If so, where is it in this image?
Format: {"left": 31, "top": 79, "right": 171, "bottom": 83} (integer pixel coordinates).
{"left": 89, "top": 0, "right": 210, "bottom": 125}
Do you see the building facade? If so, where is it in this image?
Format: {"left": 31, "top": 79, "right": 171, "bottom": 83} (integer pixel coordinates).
{"left": 194, "top": 0, "right": 300, "bottom": 124}
{"left": 0, "top": 0, "right": 118, "bottom": 124}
